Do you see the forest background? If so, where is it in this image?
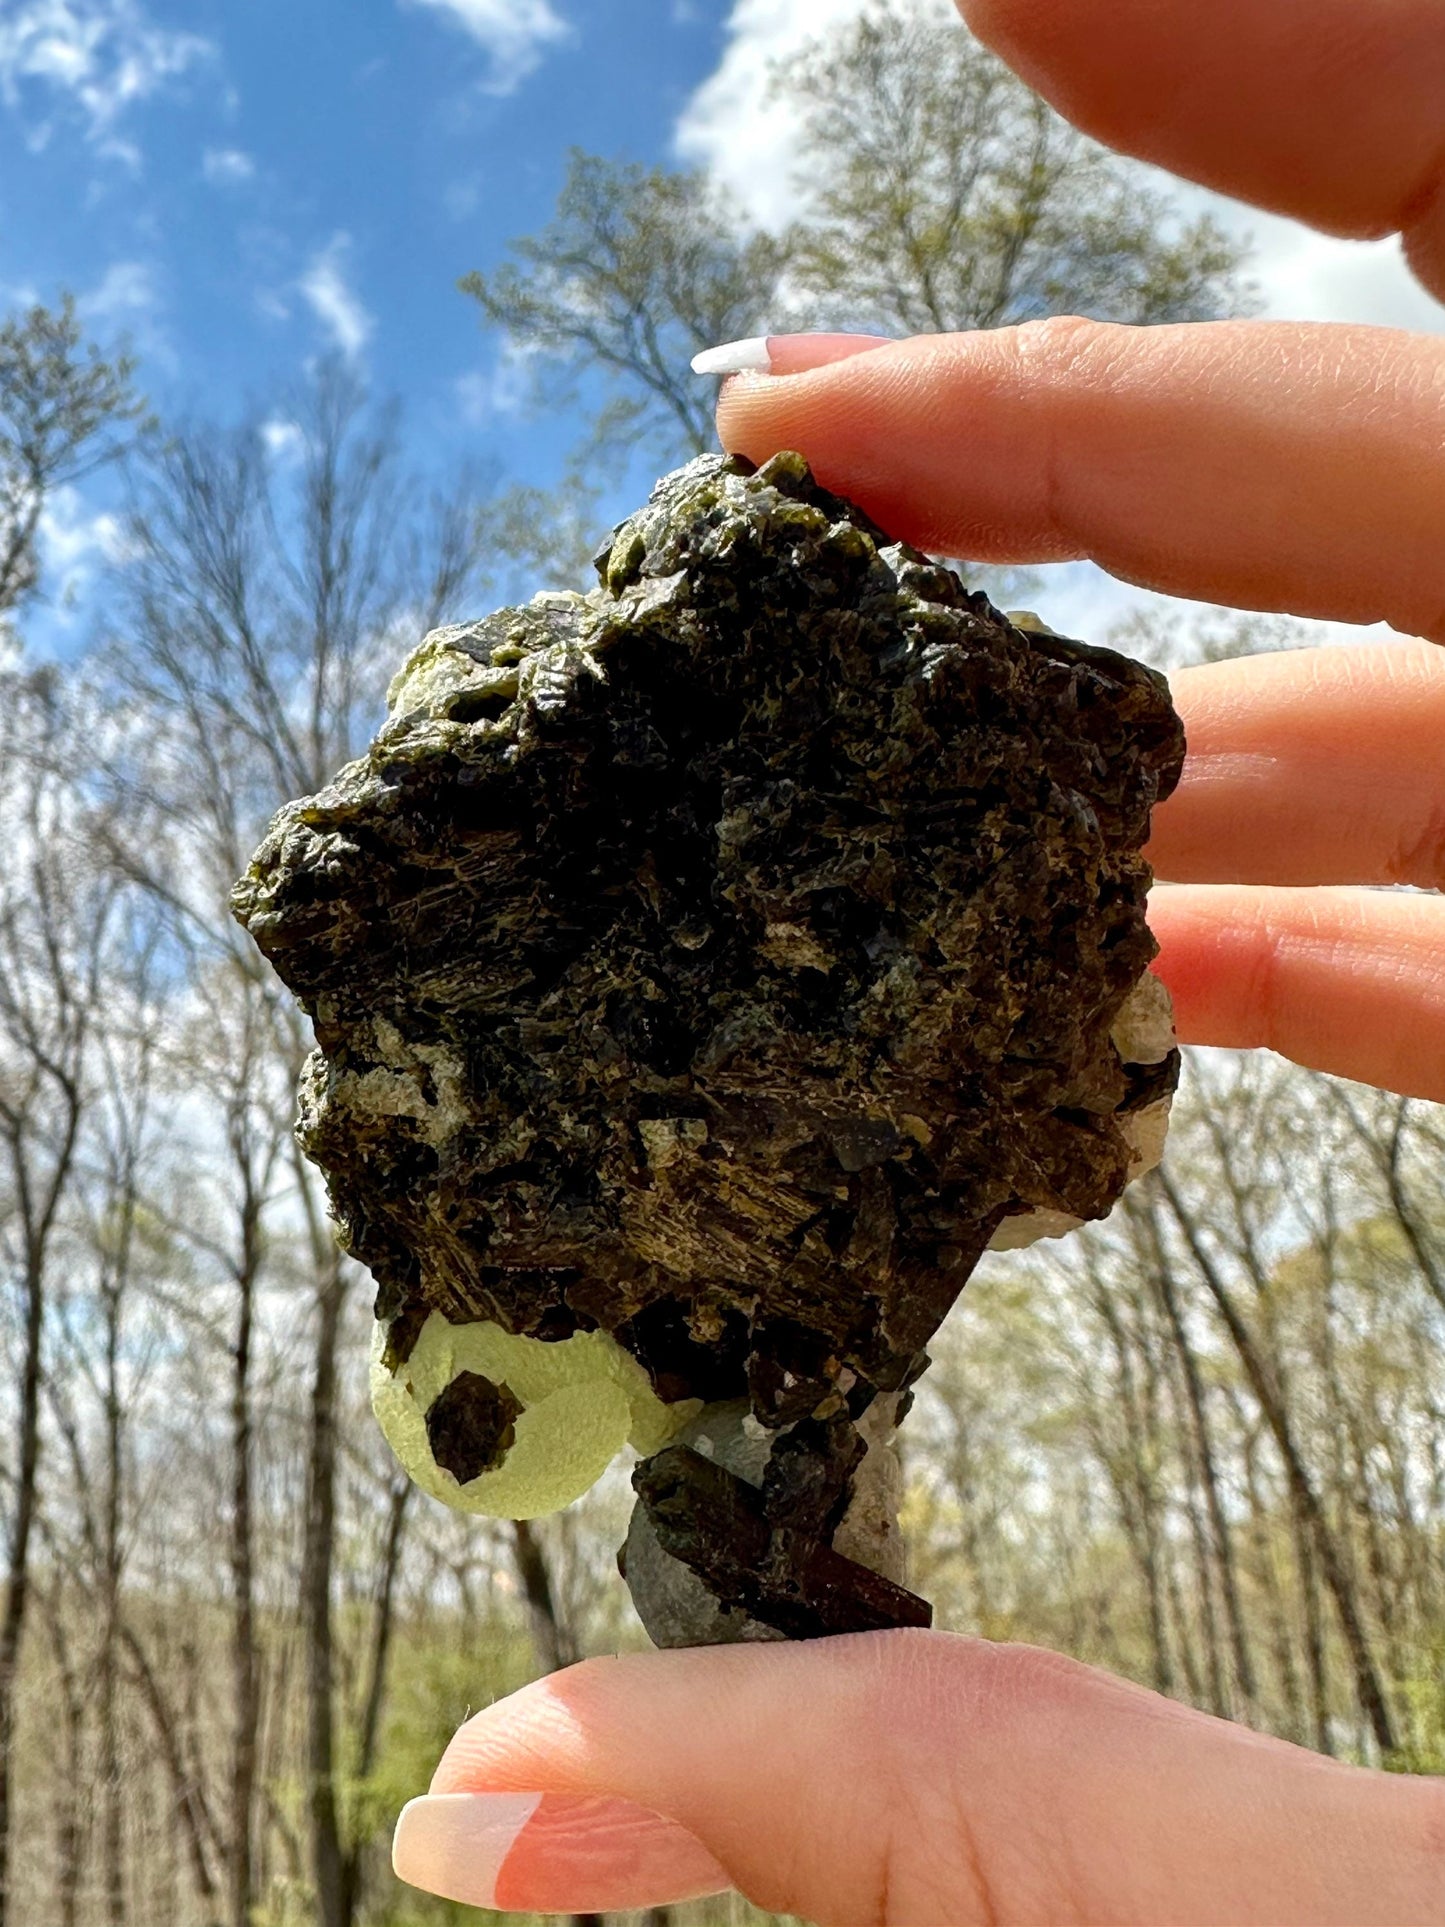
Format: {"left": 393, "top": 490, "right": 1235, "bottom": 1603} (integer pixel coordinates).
{"left": 2, "top": 3, "right": 1443, "bottom": 1925}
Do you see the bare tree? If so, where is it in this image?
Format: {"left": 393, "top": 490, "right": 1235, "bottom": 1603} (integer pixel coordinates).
{"left": 1130, "top": 1188, "right": 1259, "bottom": 1716}
{"left": 1158, "top": 1164, "right": 1398, "bottom": 1756}
{"left": 110, "top": 363, "right": 501, "bottom": 1927}
{"left": 0, "top": 673, "right": 127, "bottom": 1926}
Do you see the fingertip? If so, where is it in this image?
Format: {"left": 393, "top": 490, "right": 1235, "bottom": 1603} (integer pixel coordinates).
{"left": 392, "top": 1788, "right": 730, "bottom": 1916}
{"left": 694, "top": 333, "right": 894, "bottom": 381}
{"left": 948, "top": 0, "right": 1445, "bottom": 241}
{"left": 1147, "top": 883, "right": 1445, "bottom": 1099}
{"left": 765, "top": 332, "right": 897, "bottom": 376}
{"left": 713, "top": 333, "right": 1011, "bottom": 557}
{"left": 1144, "top": 888, "right": 1238, "bottom": 1046}
{"left": 392, "top": 1791, "right": 538, "bottom": 1909}
{"left": 1403, "top": 180, "right": 1445, "bottom": 305}
{"left": 712, "top": 335, "right": 913, "bottom": 481}
{"left": 427, "top": 1654, "right": 623, "bottom": 1796}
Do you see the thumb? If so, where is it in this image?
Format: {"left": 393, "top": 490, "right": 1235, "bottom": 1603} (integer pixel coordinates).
{"left": 392, "top": 1628, "right": 1442, "bottom": 1924}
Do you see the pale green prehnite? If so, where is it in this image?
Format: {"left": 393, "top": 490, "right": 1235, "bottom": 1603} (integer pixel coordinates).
{"left": 370, "top": 1312, "right": 702, "bottom": 1519}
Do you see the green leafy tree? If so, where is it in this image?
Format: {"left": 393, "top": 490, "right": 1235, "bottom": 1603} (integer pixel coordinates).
{"left": 461, "top": 152, "right": 788, "bottom": 464}
{"left": 0, "top": 295, "right": 147, "bottom": 621}
{"left": 782, "top": 0, "right": 1251, "bottom": 336}
{"left": 461, "top": 6, "right": 1251, "bottom": 472}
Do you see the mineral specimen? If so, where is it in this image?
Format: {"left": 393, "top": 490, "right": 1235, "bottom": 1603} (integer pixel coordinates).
{"left": 232, "top": 449, "right": 1185, "bottom": 1642}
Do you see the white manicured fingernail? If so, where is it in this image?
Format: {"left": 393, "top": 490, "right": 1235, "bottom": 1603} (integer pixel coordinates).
{"left": 392, "top": 1791, "right": 540, "bottom": 1908}
{"left": 691, "top": 336, "right": 773, "bottom": 376}
{"left": 393, "top": 1789, "right": 730, "bottom": 1913}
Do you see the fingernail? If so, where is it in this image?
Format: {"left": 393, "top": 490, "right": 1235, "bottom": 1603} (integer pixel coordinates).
{"left": 691, "top": 331, "right": 893, "bottom": 377}
{"left": 394, "top": 1792, "right": 539, "bottom": 1908}
{"left": 692, "top": 335, "right": 773, "bottom": 375}
{"left": 393, "top": 1790, "right": 731, "bottom": 1914}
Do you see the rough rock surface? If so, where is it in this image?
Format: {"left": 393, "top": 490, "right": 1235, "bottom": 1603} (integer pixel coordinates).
{"left": 232, "top": 449, "right": 1185, "bottom": 1640}
{"left": 622, "top": 1393, "right": 910, "bottom": 1647}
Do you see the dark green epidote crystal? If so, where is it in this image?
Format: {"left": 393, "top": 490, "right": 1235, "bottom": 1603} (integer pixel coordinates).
{"left": 233, "top": 450, "right": 1185, "bottom": 1639}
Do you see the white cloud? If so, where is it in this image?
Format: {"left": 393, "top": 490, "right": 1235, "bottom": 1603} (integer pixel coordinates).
{"left": 41, "top": 487, "right": 127, "bottom": 570}
{"left": 37, "top": 483, "right": 133, "bottom": 614}
{"left": 676, "top": 0, "right": 947, "bottom": 229}
{"left": 253, "top": 286, "right": 291, "bottom": 325}
{"left": 454, "top": 370, "right": 501, "bottom": 424}
{"left": 260, "top": 418, "right": 304, "bottom": 462}
{"left": 202, "top": 145, "right": 254, "bottom": 185}
{"left": 454, "top": 339, "right": 538, "bottom": 423}
{"left": 401, "top": 0, "right": 569, "bottom": 95}
{"left": 76, "top": 256, "right": 175, "bottom": 367}
{"left": 1174, "top": 186, "right": 1445, "bottom": 337}
{"left": 0, "top": 0, "right": 212, "bottom": 148}
{"left": 299, "top": 235, "right": 373, "bottom": 360}
{"left": 79, "top": 256, "right": 155, "bottom": 321}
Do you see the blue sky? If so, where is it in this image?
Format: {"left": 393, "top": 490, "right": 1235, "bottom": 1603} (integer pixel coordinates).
{"left": 0, "top": 0, "right": 732, "bottom": 500}
{"left": 4, "top": 0, "right": 1441, "bottom": 658}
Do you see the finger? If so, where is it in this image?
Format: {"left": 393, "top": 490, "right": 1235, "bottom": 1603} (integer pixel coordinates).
{"left": 954, "top": 0, "right": 1445, "bottom": 298}
{"left": 393, "top": 1631, "right": 1443, "bottom": 1924}
{"left": 714, "top": 319, "right": 1445, "bottom": 643}
{"left": 1150, "top": 884, "right": 1445, "bottom": 1100}
{"left": 1149, "top": 641, "right": 1445, "bottom": 888}
{"left": 693, "top": 332, "right": 892, "bottom": 376}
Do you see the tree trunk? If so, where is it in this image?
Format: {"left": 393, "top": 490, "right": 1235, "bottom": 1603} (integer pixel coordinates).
{"left": 356, "top": 1479, "right": 412, "bottom": 1780}
{"left": 101, "top": 1259, "right": 128, "bottom": 1927}
{"left": 1085, "top": 1265, "right": 1174, "bottom": 1697}
{"left": 1230, "top": 1395, "right": 1306, "bottom": 1745}
{"left": 340, "top": 1476, "right": 412, "bottom": 1924}
{"left": 1292, "top": 1496, "right": 1333, "bottom": 1755}
{"left": 1162, "top": 1553, "right": 1205, "bottom": 1708}
{"left": 100, "top": 1505, "right": 126, "bottom": 1927}
{"left": 1142, "top": 1201, "right": 1259, "bottom": 1712}
{"left": 119, "top": 1621, "right": 222, "bottom": 1914}
{"left": 302, "top": 1243, "right": 351, "bottom": 1927}
{"left": 228, "top": 1194, "right": 260, "bottom": 1927}
{"left": 0, "top": 1237, "right": 49, "bottom": 1927}
{"left": 40, "top": 1596, "right": 85, "bottom": 1927}
{"left": 1159, "top": 1173, "right": 1398, "bottom": 1755}
{"left": 511, "top": 1521, "right": 579, "bottom": 1675}
{"left": 1171, "top": 1372, "right": 1228, "bottom": 1717}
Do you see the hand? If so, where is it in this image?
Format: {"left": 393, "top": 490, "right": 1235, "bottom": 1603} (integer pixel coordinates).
{"left": 392, "top": 2, "right": 1445, "bottom": 1918}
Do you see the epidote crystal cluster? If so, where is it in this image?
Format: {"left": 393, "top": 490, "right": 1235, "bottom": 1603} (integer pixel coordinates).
{"left": 233, "top": 450, "right": 1185, "bottom": 1641}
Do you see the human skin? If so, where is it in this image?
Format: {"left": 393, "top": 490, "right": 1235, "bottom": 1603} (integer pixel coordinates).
{"left": 392, "top": 0, "right": 1445, "bottom": 1917}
